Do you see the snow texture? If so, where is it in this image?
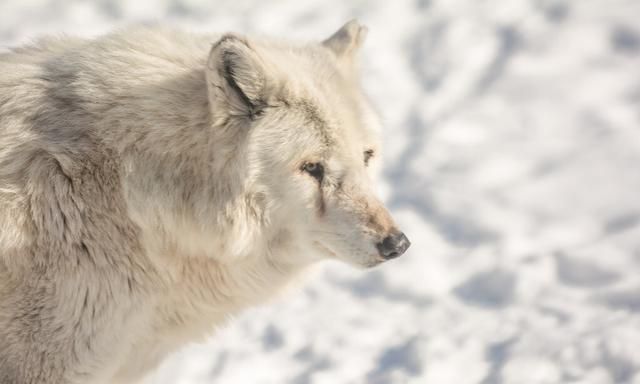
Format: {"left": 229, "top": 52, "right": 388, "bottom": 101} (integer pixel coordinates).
{"left": 2, "top": 0, "right": 640, "bottom": 383}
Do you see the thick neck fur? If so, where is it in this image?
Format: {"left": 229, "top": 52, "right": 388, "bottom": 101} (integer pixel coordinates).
{"left": 32, "top": 31, "right": 307, "bottom": 308}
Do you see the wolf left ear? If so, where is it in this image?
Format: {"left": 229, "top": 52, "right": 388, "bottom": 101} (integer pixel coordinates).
{"left": 322, "top": 19, "right": 368, "bottom": 59}
{"left": 206, "top": 34, "right": 270, "bottom": 119}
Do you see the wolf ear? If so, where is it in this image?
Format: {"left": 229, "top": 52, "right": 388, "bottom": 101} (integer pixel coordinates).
{"left": 322, "top": 19, "right": 368, "bottom": 59}
{"left": 206, "top": 34, "right": 269, "bottom": 119}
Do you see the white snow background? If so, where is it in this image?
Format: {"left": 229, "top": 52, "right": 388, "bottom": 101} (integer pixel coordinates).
{"left": 2, "top": 0, "right": 640, "bottom": 383}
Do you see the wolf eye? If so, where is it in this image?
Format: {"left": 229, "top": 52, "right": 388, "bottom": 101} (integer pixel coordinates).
{"left": 364, "top": 150, "right": 375, "bottom": 166}
{"left": 302, "top": 162, "right": 324, "bottom": 182}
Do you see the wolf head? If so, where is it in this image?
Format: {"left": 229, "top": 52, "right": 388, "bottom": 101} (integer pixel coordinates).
{"left": 205, "top": 20, "right": 410, "bottom": 268}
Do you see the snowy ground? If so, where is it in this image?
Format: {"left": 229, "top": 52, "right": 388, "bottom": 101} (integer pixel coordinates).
{"left": 2, "top": 0, "right": 640, "bottom": 383}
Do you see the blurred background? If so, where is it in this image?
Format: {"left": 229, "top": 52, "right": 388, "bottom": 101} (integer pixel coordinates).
{"left": 2, "top": 0, "right": 640, "bottom": 383}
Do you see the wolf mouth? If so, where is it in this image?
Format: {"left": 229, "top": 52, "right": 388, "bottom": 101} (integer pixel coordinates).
{"left": 312, "top": 240, "right": 338, "bottom": 257}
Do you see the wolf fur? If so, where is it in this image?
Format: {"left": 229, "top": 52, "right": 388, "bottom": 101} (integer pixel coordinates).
{"left": 0, "top": 20, "right": 408, "bottom": 383}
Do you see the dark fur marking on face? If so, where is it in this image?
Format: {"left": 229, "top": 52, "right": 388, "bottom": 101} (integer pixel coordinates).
{"left": 317, "top": 190, "right": 326, "bottom": 217}
{"left": 276, "top": 97, "right": 291, "bottom": 107}
{"left": 293, "top": 100, "right": 334, "bottom": 147}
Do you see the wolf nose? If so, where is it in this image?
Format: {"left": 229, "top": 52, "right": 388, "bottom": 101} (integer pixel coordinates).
{"left": 376, "top": 232, "right": 411, "bottom": 260}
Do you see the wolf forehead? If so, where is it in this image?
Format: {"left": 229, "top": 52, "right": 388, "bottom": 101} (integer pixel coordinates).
{"left": 210, "top": 33, "right": 378, "bottom": 152}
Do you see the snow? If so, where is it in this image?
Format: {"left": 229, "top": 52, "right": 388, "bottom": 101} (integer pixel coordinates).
{"left": 2, "top": 0, "right": 640, "bottom": 383}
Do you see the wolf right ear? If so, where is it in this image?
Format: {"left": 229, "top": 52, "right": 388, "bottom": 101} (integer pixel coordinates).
{"left": 322, "top": 20, "right": 368, "bottom": 59}
{"left": 206, "top": 34, "right": 270, "bottom": 119}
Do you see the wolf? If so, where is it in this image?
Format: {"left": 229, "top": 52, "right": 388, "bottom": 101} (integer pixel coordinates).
{"left": 0, "top": 20, "right": 410, "bottom": 383}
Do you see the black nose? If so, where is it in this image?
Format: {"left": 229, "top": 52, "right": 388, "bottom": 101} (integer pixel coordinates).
{"left": 376, "top": 232, "right": 411, "bottom": 260}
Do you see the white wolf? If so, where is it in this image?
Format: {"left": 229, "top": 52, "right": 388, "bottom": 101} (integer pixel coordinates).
{"left": 0, "top": 20, "right": 410, "bottom": 383}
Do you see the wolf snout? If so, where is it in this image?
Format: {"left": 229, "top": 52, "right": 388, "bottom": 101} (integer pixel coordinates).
{"left": 376, "top": 231, "right": 411, "bottom": 260}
